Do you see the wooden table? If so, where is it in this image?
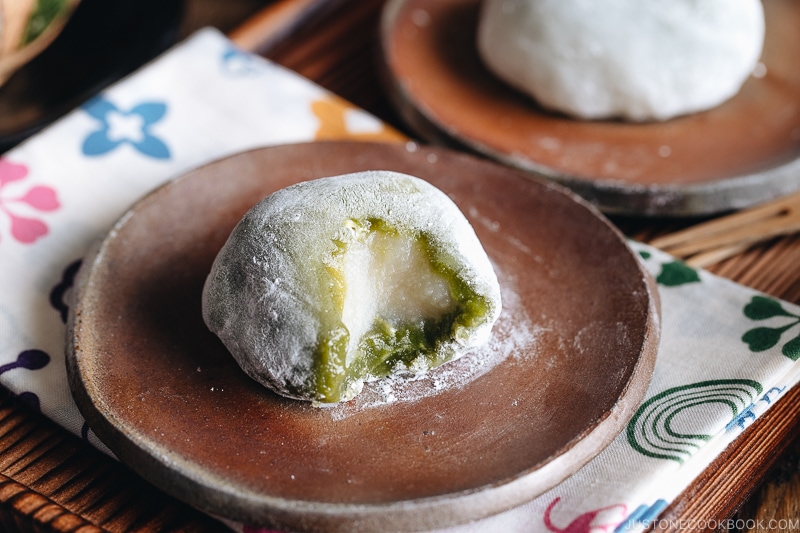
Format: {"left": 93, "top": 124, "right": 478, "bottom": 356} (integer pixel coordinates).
{"left": 1, "top": 1, "right": 800, "bottom": 531}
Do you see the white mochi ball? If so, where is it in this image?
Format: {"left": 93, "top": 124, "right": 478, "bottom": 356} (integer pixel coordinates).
{"left": 202, "top": 171, "right": 502, "bottom": 404}
{"left": 477, "top": 0, "right": 765, "bottom": 121}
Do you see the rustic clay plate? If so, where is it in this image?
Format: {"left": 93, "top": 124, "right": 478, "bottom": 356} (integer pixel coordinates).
{"left": 380, "top": 0, "right": 800, "bottom": 216}
{"left": 66, "top": 142, "right": 659, "bottom": 532}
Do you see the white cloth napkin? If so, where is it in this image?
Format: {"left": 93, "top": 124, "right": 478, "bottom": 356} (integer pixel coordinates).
{"left": 1, "top": 29, "right": 799, "bottom": 533}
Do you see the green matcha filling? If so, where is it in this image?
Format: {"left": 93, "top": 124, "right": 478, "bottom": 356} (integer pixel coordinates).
{"left": 309, "top": 218, "right": 492, "bottom": 403}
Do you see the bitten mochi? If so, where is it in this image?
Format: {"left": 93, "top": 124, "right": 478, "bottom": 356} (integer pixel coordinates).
{"left": 202, "top": 171, "right": 502, "bottom": 404}
{"left": 477, "top": 0, "right": 765, "bottom": 122}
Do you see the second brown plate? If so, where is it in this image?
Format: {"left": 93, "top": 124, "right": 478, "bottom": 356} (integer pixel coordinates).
{"left": 66, "top": 142, "right": 659, "bottom": 532}
{"left": 381, "top": 0, "right": 800, "bottom": 216}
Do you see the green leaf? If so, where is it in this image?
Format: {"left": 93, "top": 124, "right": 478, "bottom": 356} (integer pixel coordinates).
{"left": 656, "top": 261, "right": 701, "bottom": 287}
{"left": 742, "top": 327, "right": 784, "bottom": 352}
{"left": 783, "top": 335, "right": 800, "bottom": 361}
{"left": 638, "top": 250, "right": 651, "bottom": 260}
{"left": 743, "top": 296, "right": 795, "bottom": 320}
{"left": 23, "top": 0, "right": 69, "bottom": 45}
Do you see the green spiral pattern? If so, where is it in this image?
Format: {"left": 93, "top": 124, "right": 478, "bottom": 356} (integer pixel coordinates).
{"left": 626, "top": 379, "right": 763, "bottom": 463}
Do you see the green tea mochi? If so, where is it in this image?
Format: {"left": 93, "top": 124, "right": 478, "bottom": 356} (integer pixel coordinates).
{"left": 202, "top": 171, "right": 502, "bottom": 404}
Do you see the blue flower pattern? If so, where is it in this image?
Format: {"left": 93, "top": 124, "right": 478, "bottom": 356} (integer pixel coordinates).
{"left": 220, "top": 45, "right": 265, "bottom": 77}
{"left": 81, "top": 97, "right": 171, "bottom": 159}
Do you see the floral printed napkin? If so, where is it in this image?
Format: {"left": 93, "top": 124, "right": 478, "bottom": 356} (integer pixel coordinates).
{"left": 1, "top": 28, "right": 799, "bottom": 533}
{"left": 458, "top": 241, "right": 800, "bottom": 533}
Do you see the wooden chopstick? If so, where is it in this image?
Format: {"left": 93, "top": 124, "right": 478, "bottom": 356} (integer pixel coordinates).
{"left": 650, "top": 189, "right": 800, "bottom": 267}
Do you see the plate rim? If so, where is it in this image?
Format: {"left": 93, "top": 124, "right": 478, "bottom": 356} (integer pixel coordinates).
{"left": 379, "top": 0, "right": 800, "bottom": 217}
{"left": 66, "top": 141, "right": 660, "bottom": 532}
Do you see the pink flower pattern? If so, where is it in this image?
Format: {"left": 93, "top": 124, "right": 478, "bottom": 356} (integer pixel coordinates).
{"left": 544, "top": 497, "right": 627, "bottom": 533}
{"left": 0, "top": 159, "right": 60, "bottom": 244}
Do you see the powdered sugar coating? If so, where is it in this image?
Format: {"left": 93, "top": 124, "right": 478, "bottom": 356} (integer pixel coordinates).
{"left": 201, "top": 170, "right": 502, "bottom": 403}
{"left": 477, "top": 0, "right": 765, "bottom": 121}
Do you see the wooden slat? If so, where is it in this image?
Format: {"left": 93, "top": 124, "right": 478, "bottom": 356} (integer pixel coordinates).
{"left": 229, "top": 0, "right": 349, "bottom": 55}
{"left": 259, "top": 0, "right": 407, "bottom": 128}
{"left": 0, "top": 391, "right": 224, "bottom": 532}
{"left": 0, "top": 471, "right": 107, "bottom": 533}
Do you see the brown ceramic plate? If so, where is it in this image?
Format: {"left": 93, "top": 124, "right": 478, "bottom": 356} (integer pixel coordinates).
{"left": 66, "top": 142, "right": 659, "bottom": 532}
{"left": 380, "top": 0, "right": 800, "bottom": 216}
